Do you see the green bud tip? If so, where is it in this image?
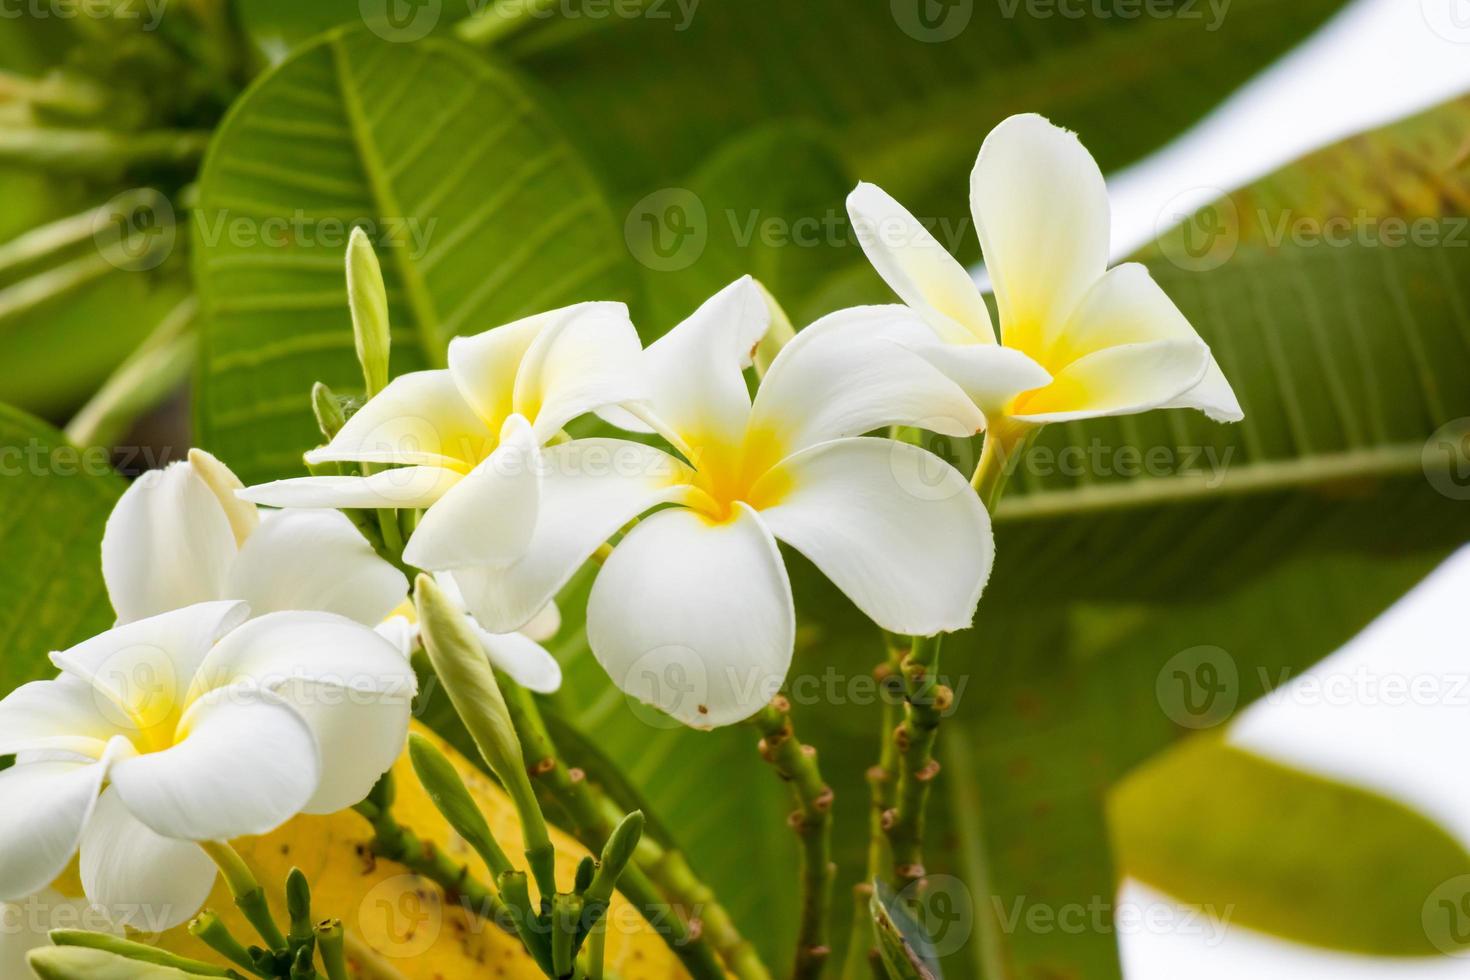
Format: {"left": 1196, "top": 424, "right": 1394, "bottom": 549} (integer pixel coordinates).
{"left": 311, "top": 382, "right": 347, "bottom": 441}
{"left": 573, "top": 855, "right": 596, "bottom": 895}
{"left": 408, "top": 731, "right": 515, "bottom": 878}
{"left": 346, "top": 225, "right": 391, "bottom": 396}
{"left": 286, "top": 868, "right": 311, "bottom": 919}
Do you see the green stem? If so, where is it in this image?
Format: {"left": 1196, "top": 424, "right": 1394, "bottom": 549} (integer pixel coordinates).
{"left": 0, "top": 126, "right": 209, "bottom": 176}
{"left": 970, "top": 420, "right": 1035, "bottom": 509}
{"left": 499, "top": 683, "right": 750, "bottom": 980}
{"left": 48, "top": 930, "right": 237, "bottom": 977}
{"left": 352, "top": 783, "right": 516, "bottom": 936}
{"left": 581, "top": 916, "right": 607, "bottom": 980}
{"left": 66, "top": 296, "right": 197, "bottom": 447}
{"left": 749, "top": 697, "right": 835, "bottom": 980}
{"left": 200, "top": 840, "right": 288, "bottom": 954}
{"left": 843, "top": 639, "right": 906, "bottom": 979}
{"left": 188, "top": 910, "right": 260, "bottom": 976}
{"left": 885, "top": 635, "right": 949, "bottom": 884}
{"left": 315, "top": 921, "right": 349, "bottom": 980}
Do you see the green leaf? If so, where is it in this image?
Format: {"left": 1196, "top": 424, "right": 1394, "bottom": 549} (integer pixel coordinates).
{"left": 192, "top": 25, "right": 637, "bottom": 483}
{"left": 871, "top": 880, "right": 944, "bottom": 980}
{"left": 27, "top": 946, "right": 228, "bottom": 980}
{"left": 1110, "top": 737, "right": 1470, "bottom": 957}
{"left": 503, "top": 0, "right": 1350, "bottom": 251}
{"left": 0, "top": 403, "right": 122, "bottom": 696}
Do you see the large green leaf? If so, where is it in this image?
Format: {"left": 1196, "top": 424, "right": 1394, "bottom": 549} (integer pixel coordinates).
{"left": 192, "top": 25, "right": 637, "bottom": 483}
{"left": 1111, "top": 738, "right": 1470, "bottom": 956}
{"left": 503, "top": 0, "right": 1350, "bottom": 244}
{"left": 0, "top": 404, "right": 123, "bottom": 696}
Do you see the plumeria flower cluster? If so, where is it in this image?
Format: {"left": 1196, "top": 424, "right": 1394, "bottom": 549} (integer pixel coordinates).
{"left": 246, "top": 114, "right": 1237, "bottom": 729}
{"left": 0, "top": 113, "right": 1241, "bottom": 963}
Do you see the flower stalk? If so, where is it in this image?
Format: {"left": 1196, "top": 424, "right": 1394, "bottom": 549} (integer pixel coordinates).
{"left": 749, "top": 695, "right": 835, "bottom": 980}
{"left": 199, "top": 840, "right": 289, "bottom": 954}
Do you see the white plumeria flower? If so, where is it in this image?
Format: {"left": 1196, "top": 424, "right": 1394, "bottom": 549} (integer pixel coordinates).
{"left": 0, "top": 601, "right": 416, "bottom": 930}
{"left": 378, "top": 577, "right": 564, "bottom": 694}
{"left": 845, "top": 113, "right": 1242, "bottom": 451}
{"left": 446, "top": 277, "right": 993, "bottom": 729}
{"left": 103, "top": 448, "right": 408, "bottom": 627}
{"left": 239, "top": 302, "right": 644, "bottom": 572}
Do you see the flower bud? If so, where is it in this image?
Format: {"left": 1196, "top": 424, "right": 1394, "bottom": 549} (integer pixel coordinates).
{"left": 346, "top": 226, "right": 391, "bottom": 396}
{"left": 408, "top": 731, "right": 514, "bottom": 877}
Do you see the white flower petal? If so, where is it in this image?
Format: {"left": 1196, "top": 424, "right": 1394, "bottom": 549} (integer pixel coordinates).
{"left": 520, "top": 601, "right": 560, "bottom": 643}
{"left": 51, "top": 601, "right": 249, "bottom": 737}
{"left": 846, "top": 182, "right": 994, "bottom": 343}
{"left": 375, "top": 615, "right": 418, "bottom": 658}
{"left": 1054, "top": 263, "right": 1242, "bottom": 422}
{"left": 755, "top": 438, "right": 992, "bottom": 635}
{"left": 452, "top": 440, "right": 693, "bottom": 633}
{"left": 183, "top": 611, "right": 415, "bottom": 815}
{"left": 227, "top": 509, "right": 407, "bottom": 625}
{"left": 749, "top": 305, "right": 985, "bottom": 453}
{"left": 0, "top": 739, "right": 129, "bottom": 901}
{"left": 402, "top": 414, "right": 541, "bottom": 570}
{"left": 79, "top": 788, "right": 215, "bottom": 931}
{"left": 0, "top": 674, "right": 122, "bottom": 758}
{"left": 108, "top": 685, "right": 319, "bottom": 840}
{"left": 471, "top": 624, "right": 562, "bottom": 694}
{"left": 446, "top": 313, "right": 547, "bottom": 430}
{"left": 511, "top": 302, "right": 645, "bottom": 441}
{"left": 613, "top": 277, "right": 768, "bottom": 453}
{"left": 971, "top": 114, "right": 1110, "bottom": 354}
{"left": 305, "top": 370, "right": 491, "bottom": 468}
{"left": 190, "top": 610, "right": 418, "bottom": 702}
{"left": 186, "top": 449, "right": 259, "bottom": 545}
{"left": 283, "top": 679, "right": 413, "bottom": 814}
{"left": 906, "top": 341, "right": 1052, "bottom": 424}
{"left": 101, "top": 463, "right": 238, "bottom": 624}
{"left": 587, "top": 505, "right": 793, "bottom": 729}
{"left": 1010, "top": 339, "right": 1211, "bottom": 424}
{"left": 239, "top": 465, "right": 462, "bottom": 511}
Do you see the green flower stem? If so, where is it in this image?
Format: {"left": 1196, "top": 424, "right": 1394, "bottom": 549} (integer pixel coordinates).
{"left": 842, "top": 640, "right": 907, "bottom": 978}
{"left": 47, "top": 930, "right": 238, "bottom": 977}
{"left": 199, "top": 840, "right": 288, "bottom": 954}
{"left": 884, "top": 634, "right": 950, "bottom": 884}
{"left": 352, "top": 778, "right": 516, "bottom": 937}
{"left": 749, "top": 696, "right": 835, "bottom": 980}
{"left": 581, "top": 916, "right": 608, "bottom": 980}
{"left": 498, "top": 682, "right": 750, "bottom": 980}
{"left": 314, "top": 921, "right": 348, "bottom": 980}
{"left": 0, "top": 126, "right": 210, "bottom": 176}
{"left": 189, "top": 910, "right": 259, "bottom": 976}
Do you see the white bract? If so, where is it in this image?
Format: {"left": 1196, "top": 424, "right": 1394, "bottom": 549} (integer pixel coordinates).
{"left": 447, "top": 277, "right": 994, "bottom": 729}
{"left": 103, "top": 448, "right": 407, "bottom": 627}
{"left": 846, "top": 113, "right": 1241, "bottom": 448}
{"left": 0, "top": 601, "right": 416, "bottom": 929}
{"left": 239, "top": 303, "right": 644, "bottom": 571}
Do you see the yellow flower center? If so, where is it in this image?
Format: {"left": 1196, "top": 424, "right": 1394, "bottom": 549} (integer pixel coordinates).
{"left": 684, "top": 425, "right": 790, "bottom": 524}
